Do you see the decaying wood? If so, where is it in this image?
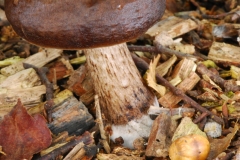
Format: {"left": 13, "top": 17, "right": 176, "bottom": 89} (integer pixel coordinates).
{"left": 95, "top": 95, "right": 111, "bottom": 154}
{"left": 47, "top": 92, "right": 95, "bottom": 136}
{"left": 0, "top": 85, "right": 46, "bottom": 119}
{"left": 0, "top": 48, "right": 62, "bottom": 76}
{"left": 145, "top": 113, "right": 172, "bottom": 158}
{"left": 208, "top": 42, "right": 240, "bottom": 66}
{"left": 171, "top": 58, "right": 197, "bottom": 79}
{"left": 80, "top": 89, "right": 95, "bottom": 105}
{"left": 71, "top": 144, "right": 98, "bottom": 160}
{"left": 46, "top": 57, "right": 74, "bottom": 82}
{"left": 27, "top": 89, "right": 95, "bottom": 137}
{"left": 67, "top": 64, "right": 95, "bottom": 105}
{"left": 38, "top": 132, "right": 94, "bottom": 160}
{"left": 159, "top": 72, "right": 200, "bottom": 108}
{"left": 63, "top": 142, "right": 84, "bottom": 160}
{"left": 0, "top": 68, "right": 41, "bottom": 89}
{"left": 67, "top": 64, "right": 94, "bottom": 100}
{"left": 0, "top": 67, "right": 46, "bottom": 119}
{"left": 146, "top": 16, "right": 198, "bottom": 38}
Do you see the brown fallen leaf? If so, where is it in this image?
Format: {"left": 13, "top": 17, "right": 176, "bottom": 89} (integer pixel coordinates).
{"left": 0, "top": 99, "right": 52, "bottom": 160}
{"left": 207, "top": 124, "right": 239, "bottom": 160}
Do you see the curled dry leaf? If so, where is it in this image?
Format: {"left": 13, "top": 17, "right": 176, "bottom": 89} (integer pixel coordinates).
{"left": 0, "top": 99, "right": 52, "bottom": 160}
{"left": 207, "top": 124, "right": 239, "bottom": 160}
{"left": 146, "top": 54, "right": 166, "bottom": 96}
{"left": 172, "top": 117, "right": 207, "bottom": 142}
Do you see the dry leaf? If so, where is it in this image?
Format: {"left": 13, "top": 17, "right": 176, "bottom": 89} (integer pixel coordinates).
{"left": 0, "top": 99, "right": 52, "bottom": 160}
{"left": 172, "top": 117, "right": 207, "bottom": 142}
{"left": 207, "top": 124, "right": 239, "bottom": 160}
{"left": 146, "top": 54, "right": 166, "bottom": 96}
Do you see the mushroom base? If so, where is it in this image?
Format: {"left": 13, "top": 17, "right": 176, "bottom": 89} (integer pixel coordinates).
{"left": 111, "top": 115, "right": 153, "bottom": 149}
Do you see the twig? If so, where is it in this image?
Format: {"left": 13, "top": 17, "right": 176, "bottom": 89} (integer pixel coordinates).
{"left": 23, "top": 63, "right": 54, "bottom": 122}
{"left": 131, "top": 54, "right": 224, "bottom": 125}
{"left": 193, "top": 112, "right": 209, "bottom": 124}
{"left": 156, "top": 74, "right": 223, "bottom": 124}
{"left": 36, "top": 132, "right": 94, "bottom": 160}
{"left": 202, "top": 6, "right": 240, "bottom": 20}
{"left": 128, "top": 42, "right": 201, "bottom": 61}
{"left": 190, "top": 0, "right": 240, "bottom": 19}
{"left": 95, "top": 95, "right": 111, "bottom": 154}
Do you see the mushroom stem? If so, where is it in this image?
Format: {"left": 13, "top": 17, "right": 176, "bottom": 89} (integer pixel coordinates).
{"left": 84, "top": 43, "right": 155, "bottom": 147}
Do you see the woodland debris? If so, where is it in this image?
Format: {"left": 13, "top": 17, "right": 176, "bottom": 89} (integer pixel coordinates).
{"left": 207, "top": 124, "right": 238, "bottom": 160}
{"left": 170, "top": 58, "right": 197, "bottom": 80}
{"left": 0, "top": 56, "right": 23, "bottom": 67}
{"left": 23, "top": 63, "right": 55, "bottom": 122}
{"left": 128, "top": 43, "right": 198, "bottom": 60}
{"left": 66, "top": 64, "right": 95, "bottom": 106}
{"left": 155, "top": 31, "right": 196, "bottom": 55}
{"left": 1, "top": 48, "right": 62, "bottom": 76}
{"left": 63, "top": 142, "right": 84, "bottom": 160}
{"left": 132, "top": 53, "right": 223, "bottom": 124}
{"left": 28, "top": 89, "right": 72, "bottom": 116}
{"left": 97, "top": 153, "right": 144, "bottom": 160}
{"left": 145, "top": 113, "right": 172, "bottom": 158}
{"left": 148, "top": 106, "right": 195, "bottom": 117}
{"left": 0, "top": 85, "right": 46, "bottom": 119}
{"left": 67, "top": 64, "right": 94, "bottom": 98}
{"left": 69, "top": 144, "right": 98, "bottom": 160}
{"left": 0, "top": 68, "right": 41, "bottom": 89}
{"left": 1, "top": 0, "right": 240, "bottom": 158}
{"left": 172, "top": 117, "right": 207, "bottom": 142}
{"left": 47, "top": 90, "right": 95, "bottom": 136}
{"left": 46, "top": 57, "right": 74, "bottom": 82}
{"left": 197, "top": 63, "right": 240, "bottom": 92}
{"left": 155, "top": 55, "right": 177, "bottom": 77}
{"left": 146, "top": 16, "right": 198, "bottom": 38}
{"left": 156, "top": 73, "right": 223, "bottom": 124}
{"left": 159, "top": 72, "right": 200, "bottom": 108}
{"left": 95, "top": 95, "right": 111, "bottom": 154}
{"left": 0, "top": 68, "right": 45, "bottom": 118}
{"left": 38, "top": 131, "right": 94, "bottom": 160}
{"left": 27, "top": 89, "right": 95, "bottom": 138}
{"left": 208, "top": 42, "right": 240, "bottom": 67}
{"left": 70, "top": 55, "right": 86, "bottom": 65}
{"left": 146, "top": 54, "right": 166, "bottom": 96}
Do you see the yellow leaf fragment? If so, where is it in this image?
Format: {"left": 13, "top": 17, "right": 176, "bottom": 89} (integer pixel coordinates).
{"left": 146, "top": 55, "right": 166, "bottom": 96}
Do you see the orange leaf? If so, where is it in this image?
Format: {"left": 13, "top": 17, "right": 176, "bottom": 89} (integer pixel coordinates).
{"left": 0, "top": 99, "right": 52, "bottom": 160}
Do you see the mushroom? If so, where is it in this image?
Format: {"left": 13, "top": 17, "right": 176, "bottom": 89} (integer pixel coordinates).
{"left": 169, "top": 134, "right": 210, "bottom": 160}
{"left": 5, "top": 0, "right": 166, "bottom": 148}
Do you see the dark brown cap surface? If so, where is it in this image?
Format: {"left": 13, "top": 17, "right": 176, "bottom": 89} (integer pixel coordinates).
{"left": 5, "top": 0, "right": 166, "bottom": 49}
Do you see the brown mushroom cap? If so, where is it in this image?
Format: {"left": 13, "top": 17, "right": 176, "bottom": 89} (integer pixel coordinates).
{"left": 5, "top": 0, "right": 166, "bottom": 49}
